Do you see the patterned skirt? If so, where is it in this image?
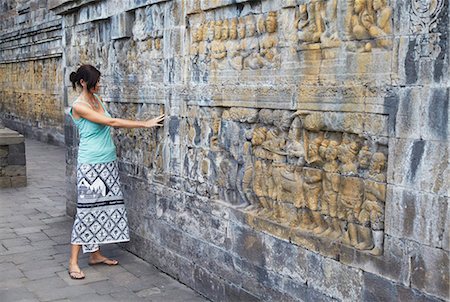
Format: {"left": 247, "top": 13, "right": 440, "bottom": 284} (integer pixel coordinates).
{"left": 71, "top": 160, "right": 130, "bottom": 253}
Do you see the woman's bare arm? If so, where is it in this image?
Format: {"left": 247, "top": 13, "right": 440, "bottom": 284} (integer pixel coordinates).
{"left": 73, "top": 102, "right": 164, "bottom": 128}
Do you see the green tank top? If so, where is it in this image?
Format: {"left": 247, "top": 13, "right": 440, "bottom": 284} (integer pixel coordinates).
{"left": 69, "top": 94, "right": 117, "bottom": 164}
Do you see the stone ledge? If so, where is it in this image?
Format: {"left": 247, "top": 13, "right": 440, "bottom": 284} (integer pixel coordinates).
{"left": 0, "top": 128, "right": 25, "bottom": 146}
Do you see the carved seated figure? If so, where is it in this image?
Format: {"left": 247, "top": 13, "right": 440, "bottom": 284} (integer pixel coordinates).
{"left": 226, "top": 18, "right": 243, "bottom": 71}
{"left": 211, "top": 20, "right": 227, "bottom": 70}
{"left": 366, "top": 0, "right": 392, "bottom": 48}
{"left": 297, "top": 4, "right": 321, "bottom": 43}
{"left": 349, "top": 0, "right": 374, "bottom": 51}
{"left": 259, "top": 11, "right": 279, "bottom": 68}
{"left": 242, "top": 15, "right": 263, "bottom": 69}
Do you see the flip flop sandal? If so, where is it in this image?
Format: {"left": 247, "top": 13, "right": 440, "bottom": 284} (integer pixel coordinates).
{"left": 68, "top": 270, "right": 85, "bottom": 280}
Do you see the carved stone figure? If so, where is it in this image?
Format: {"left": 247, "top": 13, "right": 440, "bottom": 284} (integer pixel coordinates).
{"left": 306, "top": 137, "right": 323, "bottom": 164}
{"left": 339, "top": 176, "right": 364, "bottom": 246}
{"left": 296, "top": 4, "right": 321, "bottom": 43}
{"left": 348, "top": 0, "right": 374, "bottom": 51}
{"left": 321, "top": 0, "right": 339, "bottom": 44}
{"left": 323, "top": 140, "right": 339, "bottom": 173}
{"left": 368, "top": 152, "right": 386, "bottom": 182}
{"left": 241, "top": 15, "right": 263, "bottom": 70}
{"left": 271, "top": 164, "right": 303, "bottom": 224}
{"left": 286, "top": 116, "right": 306, "bottom": 166}
{"left": 259, "top": 11, "right": 279, "bottom": 68}
{"left": 321, "top": 172, "right": 341, "bottom": 239}
{"left": 366, "top": 0, "right": 392, "bottom": 48}
{"left": 211, "top": 20, "right": 227, "bottom": 70}
{"left": 261, "top": 128, "right": 287, "bottom": 162}
{"left": 302, "top": 168, "right": 326, "bottom": 233}
{"left": 338, "top": 141, "right": 359, "bottom": 175}
{"left": 358, "top": 145, "right": 372, "bottom": 169}
{"left": 253, "top": 160, "right": 273, "bottom": 215}
{"left": 357, "top": 180, "right": 386, "bottom": 252}
{"left": 226, "top": 18, "right": 243, "bottom": 70}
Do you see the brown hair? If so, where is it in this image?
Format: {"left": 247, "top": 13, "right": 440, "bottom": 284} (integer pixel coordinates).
{"left": 69, "top": 64, "right": 101, "bottom": 90}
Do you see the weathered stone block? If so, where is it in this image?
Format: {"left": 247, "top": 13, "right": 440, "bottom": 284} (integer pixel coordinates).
{"left": 340, "top": 236, "right": 410, "bottom": 286}
{"left": 0, "top": 176, "right": 11, "bottom": 188}
{"left": 229, "top": 223, "right": 266, "bottom": 268}
{"left": 11, "top": 176, "right": 27, "bottom": 187}
{"left": 8, "top": 154, "right": 26, "bottom": 165}
{"left": 421, "top": 88, "right": 449, "bottom": 141}
{"left": 111, "top": 11, "right": 133, "bottom": 40}
{"left": 387, "top": 139, "right": 449, "bottom": 196}
{"left": 385, "top": 187, "right": 448, "bottom": 250}
{"left": 392, "top": 88, "right": 423, "bottom": 139}
{"left": 193, "top": 266, "right": 225, "bottom": 302}
{"left": 410, "top": 244, "right": 449, "bottom": 300}
{"left": 8, "top": 142, "right": 25, "bottom": 154}
{"left": 0, "top": 146, "right": 8, "bottom": 157}
{"left": 307, "top": 256, "right": 364, "bottom": 301}
{"left": 363, "top": 272, "right": 443, "bottom": 302}
{"left": 3, "top": 165, "right": 26, "bottom": 177}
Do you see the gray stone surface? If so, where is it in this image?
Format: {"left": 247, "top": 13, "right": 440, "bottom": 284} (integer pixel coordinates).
{"left": 0, "top": 139, "right": 208, "bottom": 302}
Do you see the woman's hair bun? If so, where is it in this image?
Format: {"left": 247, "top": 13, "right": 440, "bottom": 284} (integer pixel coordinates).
{"left": 69, "top": 71, "right": 77, "bottom": 83}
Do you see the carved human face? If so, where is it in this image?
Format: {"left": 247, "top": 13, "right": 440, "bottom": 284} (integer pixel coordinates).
{"left": 373, "top": 0, "right": 383, "bottom": 10}
{"left": 265, "top": 15, "right": 277, "bottom": 33}
{"left": 229, "top": 20, "right": 238, "bottom": 39}
{"left": 370, "top": 153, "right": 386, "bottom": 172}
{"left": 206, "top": 22, "right": 215, "bottom": 41}
{"left": 355, "top": 0, "right": 366, "bottom": 13}
{"left": 196, "top": 25, "right": 204, "bottom": 41}
{"left": 221, "top": 22, "right": 229, "bottom": 40}
{"left": 238, "top": 20, "right": 246, "bottom": 39}
{"left": 214, "top": 22, "right": 222, "bottom": 40}
{"left": 245, "top": 19, "right": 256, "bottom": 37}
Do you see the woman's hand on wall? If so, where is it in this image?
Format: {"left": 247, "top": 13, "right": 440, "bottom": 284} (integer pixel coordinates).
{"left": 143, "top": 114, "right": 165, "bottom": 128}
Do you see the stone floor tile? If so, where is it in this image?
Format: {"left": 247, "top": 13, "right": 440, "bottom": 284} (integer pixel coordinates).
{"left": 23, "top": 265, "right": 67, "bottom": 280}
{"left": 87, "top": 280, "right": 129, "bottom": 295}
{"left": 67, "top": 293, "right": 115, "bottom": 302}
{"left": 110, "top": 290, "right": 147, "bottom": 302}
{"left": 0, "top": 287, "right": 37, "bottom": 301}
{"left": 34, "top": 285, "right": 96, "bottom": 302}
{"left": 24, "top": 276, "right": 67, "bottom": 292}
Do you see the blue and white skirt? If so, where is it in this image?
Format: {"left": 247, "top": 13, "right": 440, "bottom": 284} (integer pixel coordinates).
{"left": 71, "top": 160, "right": 130, "bottom": 253}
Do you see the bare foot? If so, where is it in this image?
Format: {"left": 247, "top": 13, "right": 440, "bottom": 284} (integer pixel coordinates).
{"left": 89, "top": 252, "right": 118, "bottom": 266}
{"left": 68, "top": 263, "right": 85, "bottom": 279}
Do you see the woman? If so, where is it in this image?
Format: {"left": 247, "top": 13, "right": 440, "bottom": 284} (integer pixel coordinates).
{"left": 68, "top": 64, "right": 164, "bottom": 280}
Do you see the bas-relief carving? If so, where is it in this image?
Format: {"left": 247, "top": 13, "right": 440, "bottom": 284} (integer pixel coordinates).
{"left": 184, "top": 106, "right": 388, "bottom": 255}
{"left": 188, "top": 0, "right": 395, "bottom": 80}
{"left": 410, "top": 0, "right": 445, "bottom": 60}
{"left": 189, "top": 11, "right": 280, "bottom": 78}
{"left": 346, "top": 0, "right": 393, "bottom": 52}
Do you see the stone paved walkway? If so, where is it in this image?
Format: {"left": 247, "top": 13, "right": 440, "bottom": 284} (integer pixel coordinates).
{"left": 0, "top": 139, "right": 208, "bottom": 302}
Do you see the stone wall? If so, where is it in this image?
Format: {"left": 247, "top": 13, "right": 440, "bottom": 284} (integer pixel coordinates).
{"left": 0, "top": 126, "right": 27, "bottom": 188}
{"left": 0, "top": 0, "right": 64, "bottom": 145}
{"left": 55, "top": 0, "right": 448, "bottom": 301}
